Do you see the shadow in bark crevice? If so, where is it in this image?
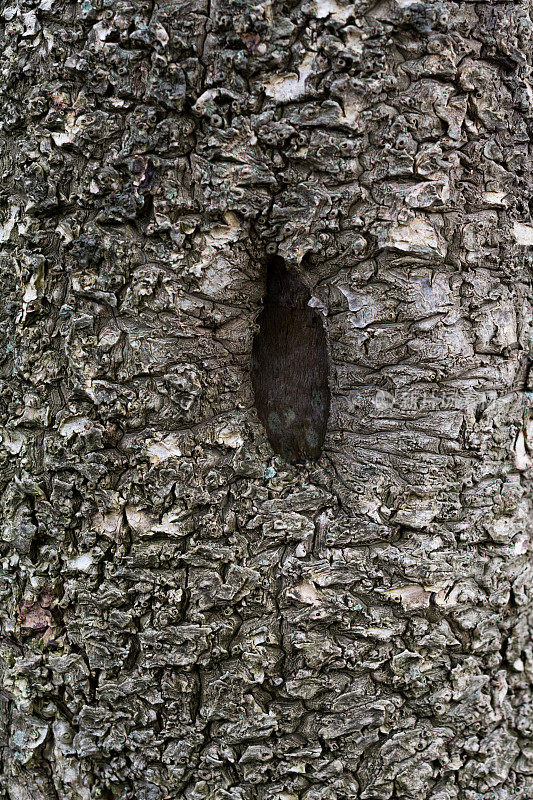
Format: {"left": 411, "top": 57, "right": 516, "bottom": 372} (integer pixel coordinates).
{"left": 251, "top": 255, "right": 330, "bottom": 463}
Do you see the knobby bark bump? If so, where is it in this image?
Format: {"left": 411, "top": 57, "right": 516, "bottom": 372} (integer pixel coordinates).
{"left": 0, "top": 0, "right": 532, "bottom": 799}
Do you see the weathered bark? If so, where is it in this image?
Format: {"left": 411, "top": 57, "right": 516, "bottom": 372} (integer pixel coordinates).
{"left": 0, "top": 0, "right": 532, "bottom": 798}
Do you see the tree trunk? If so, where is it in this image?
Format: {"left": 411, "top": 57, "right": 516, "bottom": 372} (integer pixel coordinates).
{"left": 1, "top": 0, "right": 532, "bottom": 798}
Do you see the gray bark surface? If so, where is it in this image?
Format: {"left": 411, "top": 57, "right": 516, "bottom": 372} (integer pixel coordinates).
{"left": 0, "top": 0, "right": 532, "bottom": 798}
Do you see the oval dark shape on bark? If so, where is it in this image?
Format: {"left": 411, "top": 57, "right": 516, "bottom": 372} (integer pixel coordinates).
{"left": 251, "top": 256, "right": 330, "bottom": 463}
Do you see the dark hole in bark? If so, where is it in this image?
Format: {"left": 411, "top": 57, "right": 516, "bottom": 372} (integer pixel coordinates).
{"left": 251, "top": 255, "right": 330, "bottom": 463}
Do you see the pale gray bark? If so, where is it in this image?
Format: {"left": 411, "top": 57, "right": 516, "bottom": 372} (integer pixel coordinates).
{"left": 0, "top": 0, "right": 532, "bottom": 798}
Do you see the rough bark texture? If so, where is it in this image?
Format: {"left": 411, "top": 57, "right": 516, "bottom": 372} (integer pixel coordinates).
{"left": 1, "top": 0, "right": 532, "bottom": 798}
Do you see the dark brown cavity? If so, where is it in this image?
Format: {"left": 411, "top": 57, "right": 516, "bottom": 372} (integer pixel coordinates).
{"left": 251, "top": 255, "right": 330, "bottom": 463}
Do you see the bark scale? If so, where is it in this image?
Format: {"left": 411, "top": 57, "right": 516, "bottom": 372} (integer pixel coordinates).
{"left": 0, "top": 0, "right": 532, "bottom": 799}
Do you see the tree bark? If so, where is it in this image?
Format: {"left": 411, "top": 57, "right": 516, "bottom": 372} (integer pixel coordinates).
{"left": 1, "top": 0, "right": 532, "bottom": 798}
